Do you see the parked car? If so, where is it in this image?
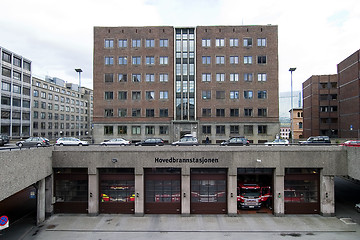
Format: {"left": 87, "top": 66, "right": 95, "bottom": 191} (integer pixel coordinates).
{"left": 299, "top": 136, "right": 331, "bottom": 145}
{"left": 264, "top": 139, "right": 289, "bottom": 146}
{"left": 0, "top": 134, "right": 9, "bottom": 144}
{"left": 16, "top": 137, "right": 50, "bottom": 148}
{"left": 220, "top": 137, "right": 249, "bottom": 146}
{"left": 135, "top": 138, "right": 164, "bottom": 146}
{"left": 340, "top": 140, "right": 360, "bottom": 147}
{"left": 56, "top": 137, "right": 89, "bottom": 146}
{"left": 100, "top": 138, "right": 131, "bottom": 146}
{"left": 356, "top": 203, "right": 360, "bottom": 213}
{"left": 0, "top": 137, "right": 4, "bottom": 146}
{"left": 172, "top": 134, "right": 199, "bottom": 146}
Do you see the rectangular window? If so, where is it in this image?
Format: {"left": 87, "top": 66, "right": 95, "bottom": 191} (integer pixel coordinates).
{"left": 13, "top": 57, "right": 21, "bottom": 67}
{"left": 118, "top": 39, "right": 128, "bottom": 48}
{"left": 146, "top": 56, "right": 155, "bottom": 65}
{"left": 104, "top": 109, "right": 113, "bottom": 117}
{"left": 2, "top": 51, "right": 11, "bottom": 63}
{"left": 202, "top": 56, "right": 211, "bottom": 64}
{"left": 244, "top": 125, "right": 253, "bottom": 135}
{"left": 258, "top": 108, "right": 267, "bottom": 117}
{"left": 230, "top": 73, "right": 239, "bottom": 82}
{"left": 118, "top": 126, "right": 127, "bottom": 134}
{"left": 216, "top": 125, "right": 225, "bottom": 134}
{"left": 202, "top": 108, "right": 211, "bottom": 117}
{"left": 202, "top": 39, "right": 211, "bottom": 47}
{"left": 230, "top": 125, "right": 239, "bottom": 134}
{"left": 244, "top": 108, "right": 253, "bottom": 117}
{"left": 146, "top": 109, "right": 155, "bottom": 117}
{"left": 258, "top": 90, "right": 267, "bottom": 99}
{"left": 118, "top": 108, "right": 127, "bottom": 117}
{"left": 202, "top": 125, "right": 211, "bottom": 134}
{"left": 105, "top": 39, "right": 114, "bottom": 48}
{"left": 230, "top": 38, "right": 239, "bottom": 47}
{"left": 118, "top": 73, "right": 127, "bottom": 82}
{"left": 244, "top": 91, "right": 253, "bottom": 99}
{"left": 132, "top": 39, "right": 141, "bottom": 48}
{"left": 146, "top": 91, "right": 154, "bottom": 100}
{"left": 145, "top": 74, "right": 155, "bottom": 82}
{"left": 258, "top": 73, "right": 267, "bottom": 81}
{"left": 244, "top": 73, "right": 253, "bottom": 82}
{"left": 159, "top": 126, "right": 169, "bottom": 134}
{"left": 243, "top": 38, "right": 252, "bottom": 47}
{"left": 258, "top": 125, "right": 267, "bottom": 134}
{"left": 118, "top": 56, "right": 127, "bottom": 65}
{"left": 132, "top": 109, "right": 141, "bottom": 117}
{"left": 257, "top": 56, "right": 267, "bottom": 64}
{"left": 159, "top": 74, "right": 168, "bottom": 82}
{"left": 216, "top": 73, "right": 225, "bottom": 82}
{"left": 159, "top": 91, "right": 168, "bottom": 99}
{"left": 104, "top": 91, "right": 114, "bottom": 100}
{"left": 146, "top": 39, "right": 155, "bottom": 48}
{"left": 105, "top": 57, "right": 114, "bottom": 65}
{"left": 216, "top": 38, "right": 225, "bottom": 47}
{"left": 132, "top": 74, "right": 141, "bottom": 82}
{"left": 132, "top": 56, "right": 141, "bottom": 65}
{"left": 159, "top": 109, "right": 168, "bottom": 117}
{"left": 132, "top": 91, "right": 141, "bottom": 100}
{"left": 216, "top": 56, "right": 225, "bottom": 64}
{"left": 118, "top": 91, "right": 127, "bottom": 100}
{"left": 244, "top": 56, "right": 252, "bottom": 64}
{"left": 24, "top": 61, "right": 31, "bottom": 71}
{"left": 159, "top": 56, "right": 168, "bottom": 65}
{"left": 160, "top": 39, "right": 168, "bottom": 47}
{"left": 145, "top": 126, "right": 155, "bottom": 135}
{"left": 230, "top": 56, "right": 239, "bottom": 64}
{"left": 230, "top": 109, "right": 239, "bottom": 117}
{"left": 2, "top": 67, "right": 11, "bottom": 77}
{"left": 202, "top": 73, "right": 211, "bottom": 82}
{"left": 104, "top": 126, "right": 114, "bottom": 135}
{"left": 132, "top": 126, "right": 141, "bottom": 135}
{"left": 216, "top": 109, "right": 225, "bottom": 117}
{"left": 202, "top": 90, "right": 211, "bottom": 99}
{"left": 257, "top": 38, "right": 266, "bottom": 47}
{"left": 216, "top": 91, "right": 225, "bottom": 99}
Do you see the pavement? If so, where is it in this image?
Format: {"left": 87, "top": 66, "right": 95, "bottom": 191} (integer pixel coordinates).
{"left": 2, "top": 214, "right": 360, "bottom": 240}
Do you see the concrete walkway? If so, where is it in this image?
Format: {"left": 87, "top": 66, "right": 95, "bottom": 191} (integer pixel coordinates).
{"left": 16, "top": 214, "right": 360, "bottom": 240}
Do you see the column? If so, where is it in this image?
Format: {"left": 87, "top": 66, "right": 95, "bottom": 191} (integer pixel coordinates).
{"left": 227, "top": 173, "right": 237, "bottom": 216}
{"left": 45, "top": 175, "right": 53, "bottom": 218}
{"left": 320, "top": 173, "right": 335, "bottom": 216}
{"left": 135, "top": 173, "right": 144, "bottom": 216}
{"left": 88, "top": 170, "right": 99, "bottom": 216}
{"left": 181, "top": 173, "right": 191, "bottom": 216}
{"left": 273, "top": 169, "right": 284, "bottom": 216}
{"left": 36, "top": 179, "right": 45, "bottom": 225}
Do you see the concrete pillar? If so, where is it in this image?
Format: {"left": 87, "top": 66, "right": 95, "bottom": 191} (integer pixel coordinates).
{"left": 273, "top": 173, "right": 284, "bottom": 216}
{"left": 227, "top": 174, "right": 237, "bottom": 216}
{"left": 320, "top": 173, "right": 335, "bottom": 216}
{"left": 88, "top": 171, "right": 99, "bottom": 216}
{"left": 36, "top": 179, "right": 46, "bottom": 225}
{"left": 135, "top": 173, "right": 144, "bottom": 216}
{"left": 45, "top": 175, "right": 53, "bottom": 218}
{"left": 181, "top": 174, "right": 190, "bottom": 216}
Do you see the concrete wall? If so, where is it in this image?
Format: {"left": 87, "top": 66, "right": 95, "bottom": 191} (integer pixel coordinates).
{"left": 347, "top": 147, "right": 360, "bottom": 179}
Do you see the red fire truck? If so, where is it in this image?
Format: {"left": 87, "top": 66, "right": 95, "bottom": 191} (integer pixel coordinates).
{"left": 237, "top": 183, "right": 271, "bottom": 209}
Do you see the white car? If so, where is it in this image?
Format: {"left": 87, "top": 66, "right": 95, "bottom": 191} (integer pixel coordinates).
{"left": 264, "top": 139, "right": 289, "bottom": 146}
{"left": 100, "top": 138, "right": 131, "bottom": 146}
{"left": 56, "top": 137, "right": 89, "bottom": 146}
{"left": 356, "top": 203, "right": 360, "bottom": 213}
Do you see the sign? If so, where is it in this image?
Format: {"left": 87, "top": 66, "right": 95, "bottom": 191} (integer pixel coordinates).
{"left": 30, "top": 190, "right": 36, "bottom": 199}
{"left": 0, "top": 215, "right": 9, "bottom": 230}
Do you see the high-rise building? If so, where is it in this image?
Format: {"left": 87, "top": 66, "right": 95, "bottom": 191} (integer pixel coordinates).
{"left": 0, "top": 46, "right": 32, "bottom": 139}
{"left": 93, "top": 25, "right": 279, "bottom": 144}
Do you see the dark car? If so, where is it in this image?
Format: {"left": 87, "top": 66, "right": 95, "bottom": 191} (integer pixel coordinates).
{"left": 135, "top": 138, "right": 164, "bottom": 146}
{"left": 220, "top": 137, "right": 249, "bottom": 146}
{"left": 0, "top": 137, "right": 4, "bottom": 146}
{"left": 299, "top": 136, "right": 331, "bottom": 145}
{"left": 0, "top": 134, "right": 9, "bottom": 144}
{"left": 16, "top": 137, "right": 50, "bottom": 148}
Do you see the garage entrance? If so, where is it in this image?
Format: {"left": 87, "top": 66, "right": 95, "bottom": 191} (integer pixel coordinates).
{"left": 53, "top": 168, "right": 88, "bottom": 213}
{"left": 99, "top": 168, "right": 135, "bottom": 214}
{"left": 284, "top": 168, "right": 320, "bottom": 214}
{"left": 190, "top": 168, "right": 227, "bottom": 214}
{"left": 144, "top": 168, "right": 181, "bottom": 214}
{"left": 237, "top": 168, "right": 273, "bottom": 214}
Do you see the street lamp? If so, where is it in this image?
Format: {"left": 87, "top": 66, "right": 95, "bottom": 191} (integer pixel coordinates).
{"left": 75, "top": 68, "right": 82, "bottom": 139}
{"left": 289, "top": 67, "right": 296, "bottom": 144}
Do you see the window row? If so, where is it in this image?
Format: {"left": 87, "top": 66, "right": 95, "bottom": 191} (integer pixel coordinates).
{"left": 33, "top": 112, "right": 87, "bottom": 121}
{"left": 105, "top": 56, "right": 169, "bottom": 65}
{"left": 202, "top": 124, "right": 268, "bottom": 135}
{"left": 1, "top": 110, "right": 30, "bottom": 120}
{"left": 104, "top": 73, "right": 169, "bottom": 83}
{"left": 201, "top": 38, "right": 267, "bottom": 48}
{"left": 33, "top": 122, "right": 87, "bottom": 130}
{"left": 1, "top": 68, "right": 31, "bottom": 83}
{"left": 103, "top": 125, "right": 170, "bottom": 135}
{"left": 202, "top": 73, "right": 267, "bottom": 82}
{"left": 202, "top": 90, "right": 267, "bottom": 99}
{"left": 1, "top": 52, "right": 31, "bottom": 70}
{"left": 104, "top": 39, "right": 169, "bottom": 48}
{"left": 201, "top": 108, "right": 268, "bottom": 117}
{"left": 33, "top": 103, "right": 86, "bottom": 113}
{"left": 33, "top": 91, "right": 86, "bottom": 106}
{"left": 1, "top": 96, "right": 30, "bottom": 108}
{"left": 34, "top": 81, "right": 81, "bottom": 96}
{"left": 1, "top": 81, "right": 31, "bottom": 95}
{"left": 104, "top": 108, "right": 169, "bottom": 118}
{"left": 202, "top": 55, "right": 267, "bottom": 65}
{"left": 105, "top": 90, "right": 169, "bottom": 101}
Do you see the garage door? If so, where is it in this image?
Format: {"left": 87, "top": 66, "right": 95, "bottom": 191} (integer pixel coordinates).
{"left": 191, "top": 168, "right": 227, "bottom": 214}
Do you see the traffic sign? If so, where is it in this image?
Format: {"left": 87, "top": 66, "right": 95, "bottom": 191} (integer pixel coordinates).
{"left": 0, "top": 215, "right": 9, "bottom": 230}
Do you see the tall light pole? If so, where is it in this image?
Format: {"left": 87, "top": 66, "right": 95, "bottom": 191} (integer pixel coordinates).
{"left": 75, "top": 68, "right": 82, "bottom": 139}
{"left": 289, "top": 68, "right": 296, "bottom": 144}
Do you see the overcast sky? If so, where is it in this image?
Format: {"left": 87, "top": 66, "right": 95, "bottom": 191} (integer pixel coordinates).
{"left": 1, "top": 0, "right": 359, "bottom": 92}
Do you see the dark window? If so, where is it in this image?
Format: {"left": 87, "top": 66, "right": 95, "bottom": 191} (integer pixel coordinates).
{"left": 230, "top": 108, "right": 239, "bottom": 117}
{"left": 202, "top": 125, "right": 211, "bottom": 134}
{"left": 216, "top": 109, "right": 225, "bottom": 117}
{"left": 257, "top": 56, "right": 267, "bottom": 64}
{"left": 160, "top": 109, "right": 168, "bottom": 117}
{"left": 202, "top": 108, "right": 211, "bottom": 117}
{"left": 146, "top": 109, "right": 155, "bottom": 117}
{"left": 216, "top": 125, "right": 225, "bottom": 134}
{"left": 258, "top": 125, "right": 267, "bottom": 134}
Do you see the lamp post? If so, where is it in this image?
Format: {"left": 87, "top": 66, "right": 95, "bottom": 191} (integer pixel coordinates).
{"left": 75, "top": 68, "right": 82, "bottom": 139}
{"left": 289, "top": 68, "right": 296, "bottom": 144}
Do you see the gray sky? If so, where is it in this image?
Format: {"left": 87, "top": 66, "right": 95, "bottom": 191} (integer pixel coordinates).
{"left": 1, "top": 0, "right": 359, "bottom": 92}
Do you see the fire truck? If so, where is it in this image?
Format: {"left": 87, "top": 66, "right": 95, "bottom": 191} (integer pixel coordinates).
{"left": 237, "top": 183, "right": 271, "bottom": 209}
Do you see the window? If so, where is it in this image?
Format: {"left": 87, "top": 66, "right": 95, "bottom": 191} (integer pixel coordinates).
{"left": 202, "top": 56, "right": 211, "bottom": 64}
{"left": 258, "top": 125, "right": 267, "bottom": 134}
{"left": 258, "top": 91, "right": 267, "bottom": 99}
{"left": 132, "top": 126, "right": 141, "bottom": 135}
{"left": 230, "top": 38, "right": 239, "bottom": 47}
{"left": 202, "top": 39, "right": 211, "bottom": 47}
{"left": 216, "top": 125, "right": 225, "bottom": 134}
{"left": 244, "top": 56, "right": 252, "bottom": 64}
{"left": 13, "top": 98, "right": 21, "bottom": 107}
{"left": 118, "top": 56, "right": 127, "bottom": 65}
{"left": 230, "top": 125, "right": 239, "bottom": 134}
{"left": 105, "top": 91, "right": 114, "bottom": 100}
{"left": 216, "top": 109, "right": 225, "bottom": 117}
{"left": 244, "top": 125, "right": 253, "bottom": 135}
{"left": 118, "top": 91, "right": 127, "bottom": 100}
{"left": 132, "top": 109, "right": 141, "bottom": 117}
{"left": 104, "top": 73, "right": 113, "bottom": 83}
{"left": 41, "top": 102, "right": 46, "bottom": 109}
{"left": 105, "top": 39, "right": 114, "bottom": 48}
{"left": 118, "top": 74, "right": 127, "bottom": 82}
{"left": 216, "top": 56, "right": 225, "bottom": 64}
{"left": 202, "top": 90, "right": 211, "bottom": 99}
{"left": 244, "top": 108, "right": 253, "bottom": 117}
{"left": 146, "top": 91, "right": 154, "bottom": 100}
{"left": 105, "top": 57, "right": 114, "bottom": 65}
{"left": 258, "top": 73, "right": 267, "bottom": 81}
{"left": 159, "top": 56, "right": 168, "bottom": 65}
{"left": 244, "top": 91, "right": 253, "bottom": 99}
{"left": 258, "top": 108, "right": 267, "bottom": 117}
{"left": 132, "top": 74, "right": 141, "bottom": 82}
{"left": 2, "top": 51, "right": 11, "bottom": 63}
{"left": 23, "top": 74, "right": 31, "bottom": 83}
{"left": 13, "top": 85, "right": 21, "bottom": 94}
{"left": 146, "top": 56, "right": 155, "bottom": 65}
{"left": 104, "top": 126, "right": 114, "bottom": 135}
{"left": 1, "top": 82, "right": 10, "bottom": 91}
{"left": 216, "top": 73, "right": 225, "bottom": 82}
{"left": 257, "top": 56, "right": 267, "bottom": 64}
{"left": 13, "top": 57, "right": 21, "bottom": 67}
{"left": 132, "top": 56, "right": 141, "bottom": 65}
{"left": 118, "top": 108, "right": 127, "bottom": 117}
{"left": 117, "top": 126, "right": 127, "bottom": 134}
{"left": 202, "top": 108, "right": 211, "bottom": 117}
{"left": 243, "top": 38, "right": 253, "bottom": 47}
{"left": 216, "top": 38, "right": 225, "bottom": 47}
{"left": 1, "top": 96, "right": 10, "bottom": 105}
{"left": 216, "top": 91, "right": 225, "bottom": 99}
{"left": 202, "top": 126, "right": 211, "bottom": 134}
{"left": 146, "top": 39, "right": 155, "bottom": 48}
{"left": 230, "top": 91, "right": 239, "bottom": 99}
{"left": 118, "top": 39, "right": 127, "bottom": 48}
{"left": 13, "top": 71, "right": 21, "bottom": 81}
{"left": 159, "top": 126, "right": 168, "bottom": 134}
{"left": 244, "top": 73, "right": 253, "bottom": 82}
{"left": 159, "top": 74, "right": 168, "bottom": 82}
{"left": 145, "top": 74, "right": 155, "bottom": 82}
{"left": 159, "top": 109, "right": 168, "bottom": 117}
{"left": 160, "top": 39, "right": 168, "bottom": 47}
{"left": 159, "top": 91, "right": 168, "bottom": 99}
{"left": 132, "top": 91, "right": 141, "bottom": 100}
{"left": 2, "top": 67, "right": 11, "bottom": 77}
{"left": 257, "top": 38, "right": 266, "bottom": 47}
{"left": 230, "top": 73, "right": 239, "bottom": 82}
{"left": 132, "top": 39, "right": 141, "bottom": 48}
{"left": 146, "top": 109, "right": 155, "bottom": 117}
{"left": 230, "top": 56, "right": 239, "bottom": 64}
{"left": 104, "top": 109, "right": 114, "bottom": 117}
{"left": 40, "top": 92, "right": 46, "bottom": 99}
{"left": 33, "top": 90, "right": 39, "bottom": 97}
{"left": 202, "top": 73, "right": 211, "bottom": 82}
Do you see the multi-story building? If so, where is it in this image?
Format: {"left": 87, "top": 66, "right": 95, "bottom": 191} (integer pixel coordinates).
{"left": 302, "top": 74, "right": 338, "bottom": 138}
{"left": 32, "top": 76, "right": 93, "bottom": 140}
{"left": 338, "top": 49, "right": 360, "bottom": 138}
{"left": 280, "top": 123, "right": 290, "bottom": 139}
{"left": 0, "top": 46, "right": 32, "bottom": 139}
{"left": 93, "top": 25, "right": 279, "bottom": 144}
{"left": 279, "top": 90, "right": 302, "bottom": 124}
{"left": 289, "top": 108, "right": 303, "bottom": 140}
